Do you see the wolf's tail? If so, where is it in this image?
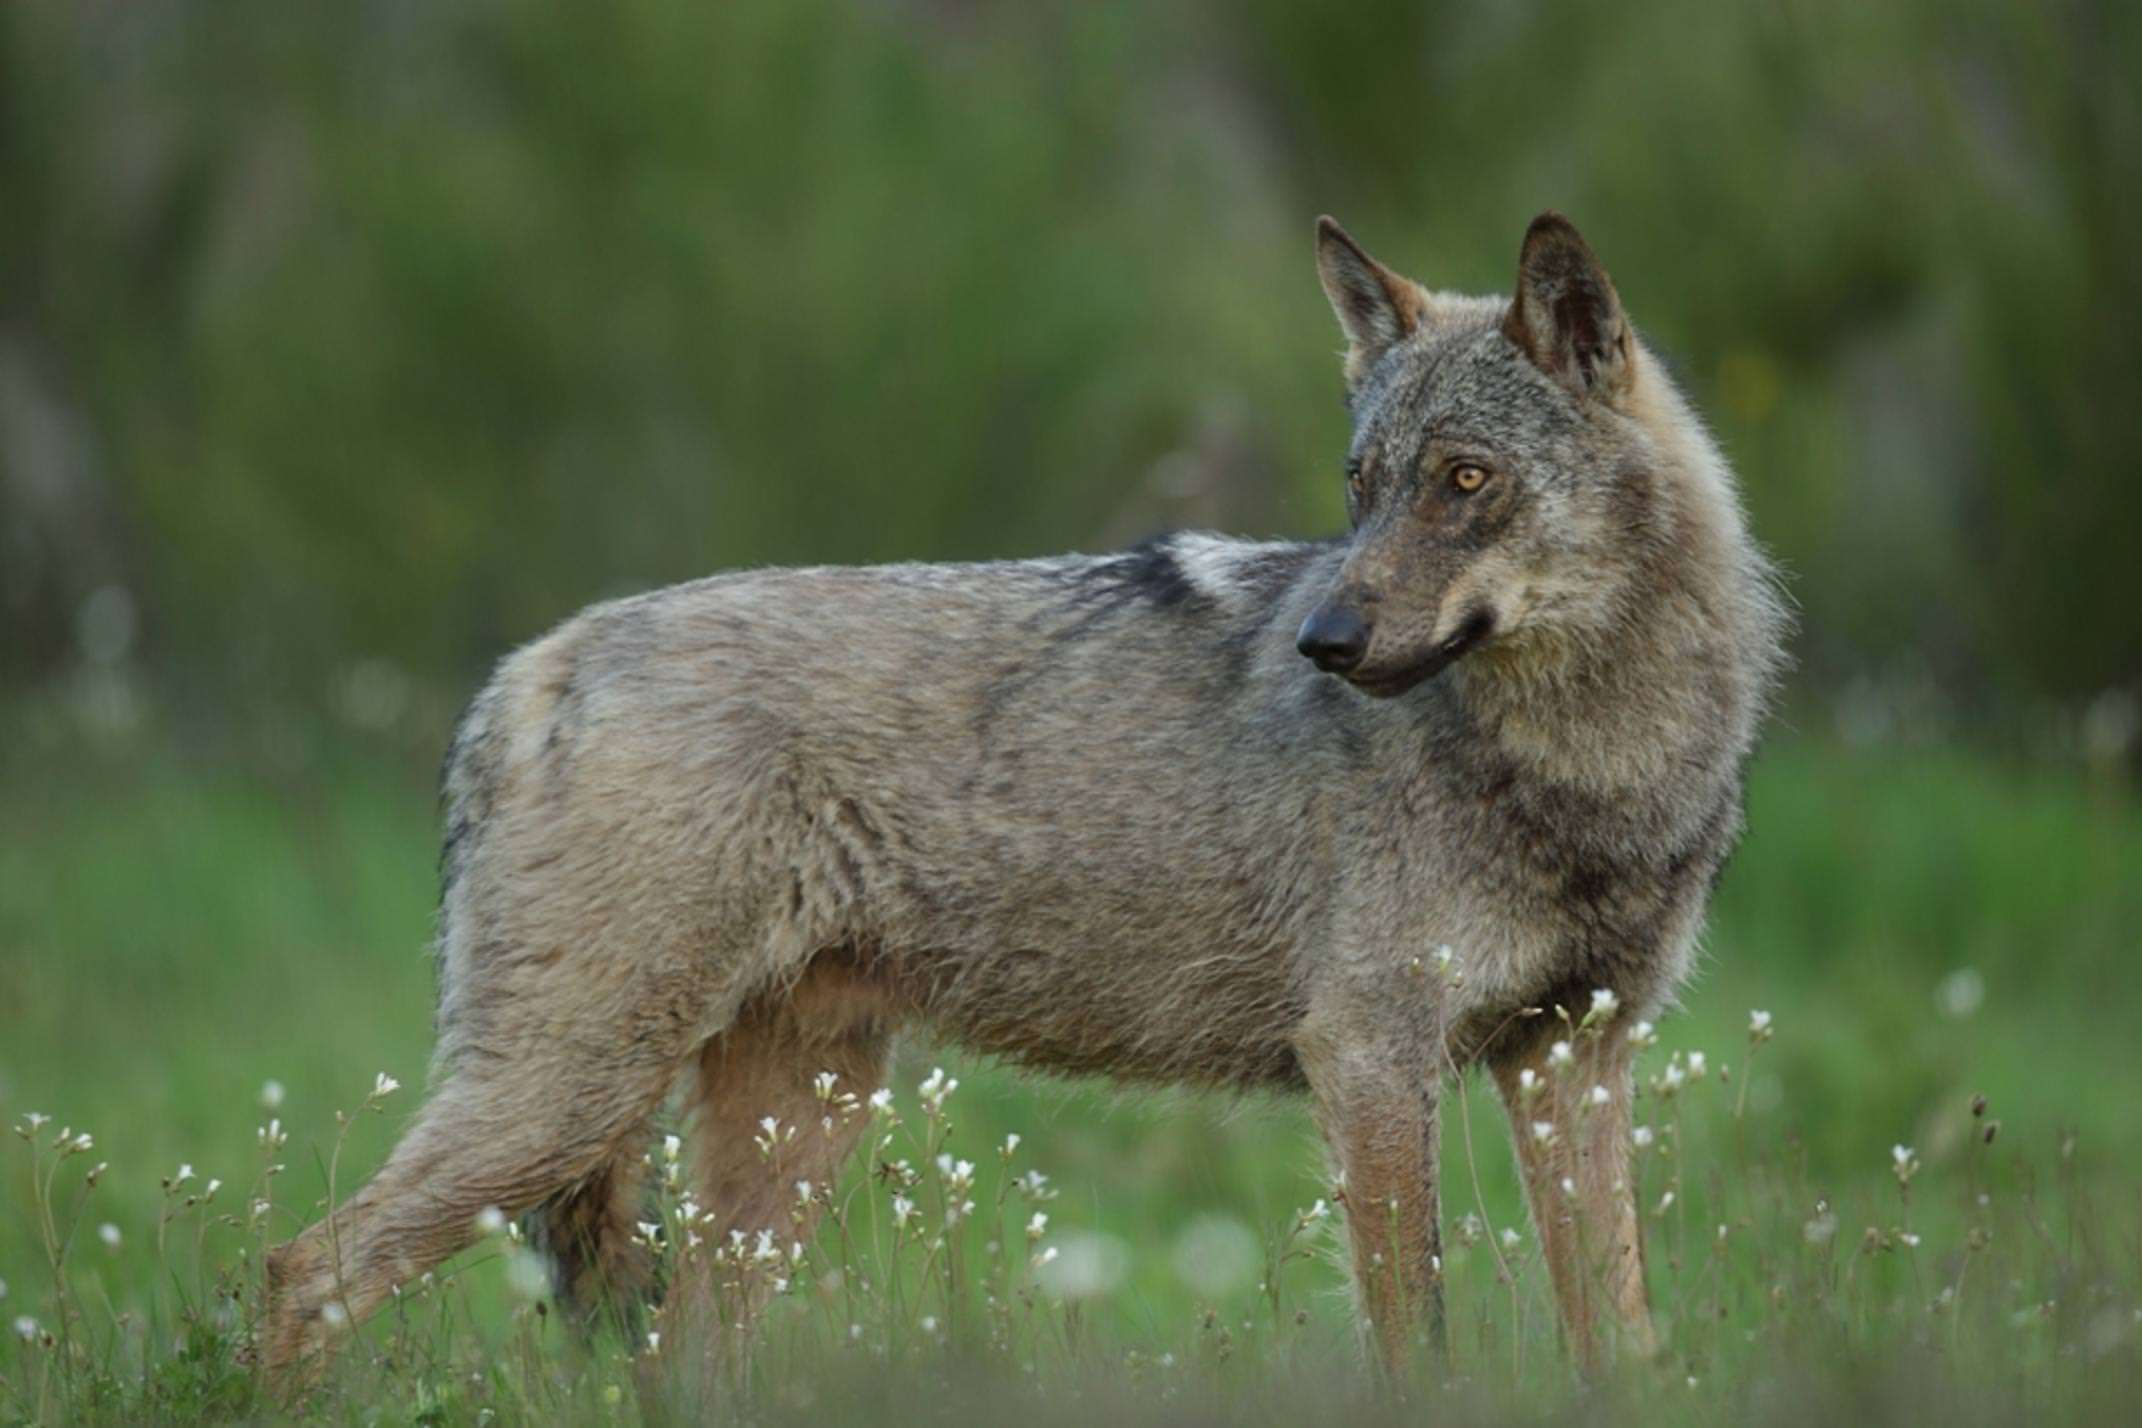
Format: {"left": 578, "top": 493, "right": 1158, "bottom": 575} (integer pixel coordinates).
{"left": 524, "top": 1138, "right": 664, "bottom": 1335}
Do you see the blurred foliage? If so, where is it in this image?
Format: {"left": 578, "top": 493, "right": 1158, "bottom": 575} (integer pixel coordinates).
{"left": 2, "top": 0, "right": 2138, "bottom": 714}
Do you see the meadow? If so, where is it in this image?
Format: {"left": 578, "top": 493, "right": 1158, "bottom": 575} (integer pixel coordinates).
{"left": 2, "top": 709, "right": 2138, "bottom": 1424}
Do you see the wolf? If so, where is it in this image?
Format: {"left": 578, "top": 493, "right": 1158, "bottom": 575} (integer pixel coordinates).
{"left": 263, "top": 212, "right": 1786, "bottom": 1383}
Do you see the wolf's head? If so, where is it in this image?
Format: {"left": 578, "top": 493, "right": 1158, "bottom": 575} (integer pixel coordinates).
{"left": 1298, "top": 212, "right": 1686, "bottom": 698}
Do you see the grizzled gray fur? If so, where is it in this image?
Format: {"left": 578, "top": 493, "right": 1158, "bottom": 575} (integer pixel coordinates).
{"left": 264, "top": 212, "right": 1788, "bottom": 1386}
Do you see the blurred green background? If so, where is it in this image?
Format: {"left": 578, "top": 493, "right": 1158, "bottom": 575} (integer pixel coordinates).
{"left": 2, "top": 0, "right": 2138, "bottom": 1340}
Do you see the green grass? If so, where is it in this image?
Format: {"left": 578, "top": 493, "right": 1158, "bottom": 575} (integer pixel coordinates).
{"left": 2, "top": 723, "right": 2139, "bottom": 1423}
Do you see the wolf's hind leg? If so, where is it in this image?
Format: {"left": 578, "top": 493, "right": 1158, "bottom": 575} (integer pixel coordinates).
{"left": 263, "top": 1047, "right": 683, "bottom": 1390}
{"left": 659, "top": 1002, "right": 892, "bottom": 1358}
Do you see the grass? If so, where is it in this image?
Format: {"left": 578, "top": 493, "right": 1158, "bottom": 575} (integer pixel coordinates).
{"left": 2, "top": 718, "right": 2139, "bottom": 1423}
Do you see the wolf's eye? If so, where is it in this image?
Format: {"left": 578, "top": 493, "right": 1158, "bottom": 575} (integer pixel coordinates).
{"left": 1346, "top": 466, "right": 1365, "bottom": 504}
{"left": 1452, "top": 463, "right": 1489, "bottom": 493}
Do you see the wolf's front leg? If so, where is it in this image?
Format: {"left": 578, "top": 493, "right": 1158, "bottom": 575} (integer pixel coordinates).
{"left": 1491, "top": 1027, "right": 1654, "bottom": 1371}
{"left": 1296, "top": 1022, "right": 1443, "bottom": 1373}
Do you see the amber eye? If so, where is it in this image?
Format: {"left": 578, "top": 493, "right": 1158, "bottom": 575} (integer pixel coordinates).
{"left": 1452, "top": 463, "right": 1489, "bottom": 493}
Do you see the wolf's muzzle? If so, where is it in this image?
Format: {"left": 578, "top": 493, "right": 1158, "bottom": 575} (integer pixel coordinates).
{"left": 1296, "top": 606, "right": 1370, "bottom": 674}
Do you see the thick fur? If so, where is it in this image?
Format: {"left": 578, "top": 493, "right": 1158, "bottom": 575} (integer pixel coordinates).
{"left": 263, "top": 212, "right": 1787, "bottom": 1384}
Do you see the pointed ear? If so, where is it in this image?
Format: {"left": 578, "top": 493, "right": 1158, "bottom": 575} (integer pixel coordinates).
{"left": 1317, "top": 216, "right": 1427, "bottom": 386}
{"left": 1501, "top": 212, "right": 1633, "bottom": 401}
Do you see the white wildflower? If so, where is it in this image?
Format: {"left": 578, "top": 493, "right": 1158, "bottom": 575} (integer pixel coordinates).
{"left": 1748, "top": 1009, "right": 1774, "bottom": 1039}
{"left": 1001, "top": 1132, "right": 1021, "bottom": 1156}
{"left": 662, "top": 1134, "right": 682, "bottom": 1163}
{"left": 173, "top": 1164, "right": 195, "bottom": 1187}
{"left": 13, "top": 1316, "right": 37, "bottom": 1342}
{"left": 1530, "top": 1120, "right": 1556, "bottom": 1145}
{"left": 1632, "top": 1125, "right": 1655, "bottom": 1148}
{"left": 371, "top": 1072, "right": 400, "bottom": 1099}
{"left": 1559, "top": 1176, "right": 1577, "bottom": 1198}
{"left": 1500, "top": 1227, "right": 1522, "bottom": 1252}
{"left": 98, "top": 1223, "right": 122, "bottom": 1249}
{"left": 260, "top": 1079, "right": 286, "bottom": 1110}
{"left": 1548, "top": 1040, "right": 1574, "bottom": 1071}
{"left": 1628, "top": 1019, "right": 1658, "bottom": 1049}
{"left": 918, "top": 1066, "right": 958, "bottom": 1111}
{"left": 891, "top": 1195, "right": 917, "bottom": 1229}
{"left": 1027, "top": 1212, "right": 1049, "bottom": 1241}
{"left": 1517, "top": 1067, "right": 1541, "bottom": 1099}
{"left": 868, "top": 1088, "right": 894, "bottom": 1113}
{"left": 813, "top": 1071, "right": 839, "bottom": 1101}
{"left": 1588, "top": 1084, "right": 1612, "bottom": 1108}
{"left": 1686, "top": 1051, "right": 1708, "bottom": 1079}
{"left": 645, "top": 1330, "right": 661, "bottom": 1354}
{"left": 1587, "top": 988, "right": 1620, "bottom": 1024}
{"left": 475, "top": 1206, "right": 508, "bottom": 1237}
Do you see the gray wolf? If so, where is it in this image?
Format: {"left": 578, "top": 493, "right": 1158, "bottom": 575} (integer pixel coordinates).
{"left": 263, "top": 211, "right": 1786, "bottom": 1383}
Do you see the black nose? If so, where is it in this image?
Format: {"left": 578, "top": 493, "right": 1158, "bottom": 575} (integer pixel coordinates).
{"left": 1296, "top": 606, "right": 1370, "bottom": 674}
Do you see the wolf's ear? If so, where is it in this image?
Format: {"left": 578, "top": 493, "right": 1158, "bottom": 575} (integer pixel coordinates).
{"left": 1502, "top": 212, "right": 1632, "bottom": 402}
{"left": 1317, "top": 216, "right": 1427, "bottom": 387}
